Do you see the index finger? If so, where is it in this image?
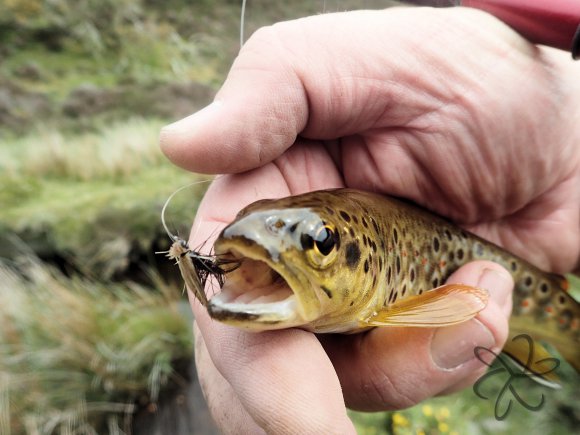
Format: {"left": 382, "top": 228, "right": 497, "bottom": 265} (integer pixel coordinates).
{"left": 188, "top": 167, "right": 354, "bottom": 434}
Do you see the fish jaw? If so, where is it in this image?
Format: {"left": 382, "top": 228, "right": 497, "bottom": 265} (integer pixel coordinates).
{"left": 208, "top": 236, "right": 323, "bottom": 331}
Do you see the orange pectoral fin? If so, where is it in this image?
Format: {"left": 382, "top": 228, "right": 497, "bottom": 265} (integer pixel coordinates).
{"left": 361, "top": 284, "right": 489, "bottom": 327}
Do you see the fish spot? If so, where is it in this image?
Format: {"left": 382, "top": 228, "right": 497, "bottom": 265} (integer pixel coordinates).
{"left": 393, "top": 228, "right": 399, "bottom": 245}
{"left": 387, "top": 266, "right": 392, "bottom": 284}
{"left": 474, "top": 243, "right": 484, "bottom": 257}
{"left": 525, "top": 276, "right": 533, "bottom": 287}
{"left": 448, "top": 251, "right": 455, "bottom": 262}
{"left": 396, "top": 256, "right": 401, "bottom": 275}
{"left": 402, "top": 284, "right": 407, "bottom": 296}
{"left": 371, "top": 218, "right": 379, "bottom": 234}
{"left": 352, "top": 215, "right": 359, "bottom": 224}
{"left": 339, "top": 211, "right": 351, "bottom": 222}
{"left": 364, "top": 259, "right": 369, "bottom": 273}
{"left": 362, "top": 217, "right": 369, "bottom": 228}
{"left": 288, "top": 222, "right": 299, "bottom": 233}
{"left": 540, "top": 283, "right": 549, "bottom": 293}
{"left": 372, "top": 275, "right": 377, "bottom": 288}
{"left": 456, "top": 249, "right": 464, "bottom": 261}
{"left": 370, "top": 240, "right": 377, "bottom": 252}
{"left": 362, "top": 235, "right": 368, "bottom": 246}
{"left": 433, "top": 237, "right": 440, "bottom": 252}
{"left": 418, "top": 288, "right": 424, "bottom": 295}
{"left": 325, "top": 207, "right": 335, "bottom": 215}
{"left": 558, "top": 294, "right": 566, "bottom": 305}
{"left": 378, "top": 257, "right": 383, "bottom": 271}
{"left": 345, "top": 242, "right": 361, "bottom": 269}
{"left": 349, "top": 301, "right": 355, "bottom": 306}
{"left": 432, "top": 277, "right": 439, "bottom": 288}
{"left": 510, "top": 261, "right": 518, "bottom": 272}
{"left": 392, "top": 292, "right": 398, "bottom": 303}
{"left": 410, "top": 268, "right": 415, "bottom": 282}
{"left": 321, "top": 286, "right": 332, "bottom": 298}
{"left": 349, "top": 227, "right": 355, "bottom": 238}
{"left": 444, "top": 230, "right": 452, "bottom": 241}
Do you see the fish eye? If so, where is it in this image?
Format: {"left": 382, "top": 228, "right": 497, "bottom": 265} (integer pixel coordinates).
{"left": 314, "top": 225, "right": 336, "bottom": 256}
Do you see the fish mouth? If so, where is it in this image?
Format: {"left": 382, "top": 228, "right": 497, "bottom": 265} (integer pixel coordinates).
{"left": 207, "top": 239, "right": 316, "bottom": 330}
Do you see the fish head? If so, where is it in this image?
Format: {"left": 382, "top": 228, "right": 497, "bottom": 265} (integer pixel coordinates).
{"left": 208, "top": 194, "right": 370, "bottom": 331}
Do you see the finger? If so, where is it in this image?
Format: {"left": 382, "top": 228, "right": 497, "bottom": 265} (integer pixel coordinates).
{"left": 194, "top": 323, "right": 264, "bottom": 435}
{"left": 188, "top": 163, "right": 354, "bottom": 434}
{"left": 160, "top": 7, "right": 529, "bottom": 174}
{"left": 321, "top": 260, "right": 513, "bottom": 411}
{"left": 193, "top": 310, "right": 355, "bottom": 434}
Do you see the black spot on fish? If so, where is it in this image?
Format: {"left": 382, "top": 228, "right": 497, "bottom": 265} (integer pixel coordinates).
{"left": 362, "top": 217, "right": 369, "bottom": 228}
{"left": 380, "top": 239, "right": 386, "bottom": 251}
{"left": 432, "top": 277, "right": 439, "bottom": 288}
{"left": 392, "top": 292, "right": 398, "bottom": 303}
{"left": 475, "top": 243, "right": 484, "bottom": 256}
{"left": 364, "top": 259, "right": 369, "bottom": 273}
{"left": 363, "top": 235, "right": 368, "bottom": 246}
{"left": 410, "top": 268, "right": 415, "bottom": 282}
{"left": 418, "top": 288, "right": 424, "bottom": 295}
{"left": 402, "top": 284, "right": 407, "bottom": 296}
{"left": 345, "top": 242, "right": 361, "bottom": 269}
{"left": 510, "top": 261, "right": 518, "bottom": 272}
{"left": 540, "top": 283, "right": 549, "bottom": 293}
{"left": 387, "top": 266, "right": 392, "bottom": 284}
{"left": 352, "top": 215, "right": 359, "bottom": 224}
{"left": 457, "top": 249, "right": 464, "bottom": 260}
{"left": 460, "top": 230, "right": 469, "bottom": 239}
{"left": 325, "top": 207, "right": 335, "bottom": 215}
{"left": 378, "top": 257, "right": 383, "bottom": 271}
{"left": 433, "top": 237, "right": 440, "bottom": 252}
{"left": 321, "top": 286, "right": 332, "bottom": 298}
{"left": 371, "top": 218, "right": 379, "bottom": 234}
{"left": 525, "top": 276, "right": 533, "bottom": 287}
{"left": 339, "top": 211, "right": 351, "bottom": 222}
{"left": 444, "top": 230, "right": 452, "bottom": 241}
{"left": 448, "top": 251, "right": 455, "bottom": 262}
{"left": 393, "top": 228, "right": 399, "bottom": 245}
{"left": 372, "top": 275, "right": 377, "bottom": 288}
{"left": 349, "top": 301, "right": 355, "bottom": 306}
{"left": 396, "top": 256, "right": 401, "bottom": 275}
{"left": 371, "top": 240, "right": 377, "bottom": 252}
{"left": 349, "top": 227, "right": 355, "bottom": 238}
{"left": 558, "top": 294, "right": 566, "bottom": 305}
{"left": 288, "top": 222, "right": 298, "bottom": 233}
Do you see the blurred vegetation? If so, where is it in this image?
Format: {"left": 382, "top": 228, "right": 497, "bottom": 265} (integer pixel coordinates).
{"left": 0, "top": 0, "right": 578, "bottom": 434}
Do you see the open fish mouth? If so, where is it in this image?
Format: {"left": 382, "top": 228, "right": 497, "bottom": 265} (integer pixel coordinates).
{"left": 207, "top": 242, "right": 304, "bottom": 329}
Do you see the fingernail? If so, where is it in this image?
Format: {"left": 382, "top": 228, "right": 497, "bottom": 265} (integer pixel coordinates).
{"left": 431, "top": 268, "right": 512, "bottom": 370}
{"left": 478, "top": 268, "right": 513, "bottom": 307}
{"left": 431, "top": 319, "right": 494, "bottom": 370}
{"left": 161, "top": 100, "right": 223, "bottom": 133}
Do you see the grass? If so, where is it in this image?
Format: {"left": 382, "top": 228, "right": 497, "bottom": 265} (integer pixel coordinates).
{"left": 0, "top": 118, "right": 210, "bottom": 278}
{"left": 0, "top": 252, "right": 192, "bottom": 434}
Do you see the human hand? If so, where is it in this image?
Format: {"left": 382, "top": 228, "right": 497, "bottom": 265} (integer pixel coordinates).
{"left": 160, "top": 7, "right": 580, "bottom": 434}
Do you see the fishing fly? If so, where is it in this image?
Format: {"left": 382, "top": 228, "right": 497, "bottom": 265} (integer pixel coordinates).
{"left": 157, "top": 181, "right": 239, "bottom": 306}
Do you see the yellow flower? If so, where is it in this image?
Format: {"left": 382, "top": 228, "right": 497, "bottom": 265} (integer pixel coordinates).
{"left": 422, "top": 405, "right": 433, "bottom": 417}
{"left": 393, "top": 412, "right": 410, "bottom": 427}
{"left": 436, "top": 406, "right": 450, "bottom": 420}
{"left": 416, "top": 430, "right": 426, "bottom": 435}
{"left": 438, "top": 422, "right": 450, "bottom": 433}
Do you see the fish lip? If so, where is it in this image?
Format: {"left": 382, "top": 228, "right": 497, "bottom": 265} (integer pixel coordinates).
{"left": 208, "top": 236, "right": 317, "bottom": 329}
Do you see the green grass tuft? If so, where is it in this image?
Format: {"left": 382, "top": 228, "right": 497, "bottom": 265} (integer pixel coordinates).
{"left": 0, "top": 253, "right": 193, "bottom": 433}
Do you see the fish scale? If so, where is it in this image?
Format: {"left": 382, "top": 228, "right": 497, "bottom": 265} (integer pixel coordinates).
{"left": 206, "top": 188, "right": 579, "bottom": 377}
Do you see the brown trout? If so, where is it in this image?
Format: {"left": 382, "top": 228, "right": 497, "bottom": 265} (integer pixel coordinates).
{"left": 198, "top": 189, "right": 579, "bottom": 379}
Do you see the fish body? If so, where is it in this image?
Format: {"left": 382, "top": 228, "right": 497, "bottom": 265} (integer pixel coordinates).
{"left": 205, "top": 189, "right": 579, "bottom": 373}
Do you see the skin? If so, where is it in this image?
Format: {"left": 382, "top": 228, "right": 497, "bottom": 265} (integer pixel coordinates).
{"left": 160, "top": 7, "right": 580, "bottom": 434}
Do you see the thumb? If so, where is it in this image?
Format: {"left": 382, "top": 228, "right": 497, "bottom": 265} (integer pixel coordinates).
{"left": 321, "top": 260, "right": 514, "bottom": 411}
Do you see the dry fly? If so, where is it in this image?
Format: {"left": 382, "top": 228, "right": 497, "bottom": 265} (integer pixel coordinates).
{"left": 157, "top": 181, "right": 239, "bottom": 306}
